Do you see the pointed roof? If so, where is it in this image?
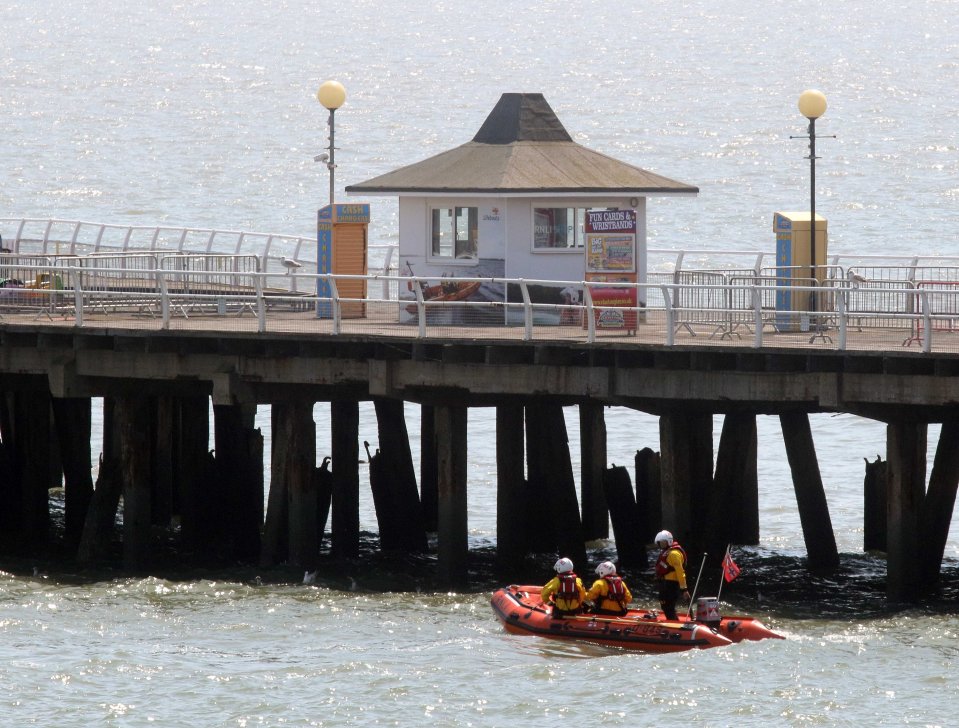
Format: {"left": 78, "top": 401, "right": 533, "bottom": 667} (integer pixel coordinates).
{"left": 346, "top": 93, "right": 698, "bottom": 196}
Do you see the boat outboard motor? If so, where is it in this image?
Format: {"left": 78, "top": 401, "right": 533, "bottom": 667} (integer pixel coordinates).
{"left": 695, "top": 596, "right": 722, "bottom": 627}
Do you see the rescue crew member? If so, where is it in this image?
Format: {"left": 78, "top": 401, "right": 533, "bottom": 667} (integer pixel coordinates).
{"left": 585, "top": 561, "right": 632, "bottom": 616}
{"left": 541, "top": 557, "right": 586, "bottom": 618}
{"left": 654, "top": 529, "right": 690, "bottom": 620}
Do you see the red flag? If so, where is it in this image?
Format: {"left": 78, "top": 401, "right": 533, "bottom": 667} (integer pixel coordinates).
{"left": 722, "top": 551, "right": 741, "bottom": 582}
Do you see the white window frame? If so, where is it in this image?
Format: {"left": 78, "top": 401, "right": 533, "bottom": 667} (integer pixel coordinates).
{"left": 428, "top": 205, "right": 479, "bottom": 265}
{"left": 531, "top": 206, "right": 589, "bottom": 253}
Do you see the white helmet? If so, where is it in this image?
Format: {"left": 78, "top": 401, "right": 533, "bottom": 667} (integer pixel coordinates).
{"left": 554, "top": 557, "right": 574, "bottom": 574}
{"left": 595, "top": 561, "right": 617, "bottom": 577}
{"left": 655, "top": 530, "right": 673, "bottom": 546}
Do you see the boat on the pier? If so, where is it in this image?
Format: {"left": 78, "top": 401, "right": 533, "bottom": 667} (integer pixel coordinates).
{"left": 491, "top": 585, "right": 783, "bottom": 652}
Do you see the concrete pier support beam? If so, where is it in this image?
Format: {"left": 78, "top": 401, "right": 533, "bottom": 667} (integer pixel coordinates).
{"left": 919, "top": 420, "right": 959, "bottom": 590}
{"left": 151, "top": 396, "right": 175, "bottom": 528}
{"left": 50, "top": 396, "right": 94, "bottom": 549}
{"left": 213, "top": 403, "right": 262, "bottom": 562}
{"left": 330, "top": 399, "right": 360, "bottom": 558}
{"left": 659, "top": 411, "right": 713, "bottom": 555}
{"left": 524, "top": 403, "right": 555, "bottom": 551}
{"left": 579, "top": 402, "right": 609, "bottom": 540}
{"left": 13, "top": 391, "right": 54, "bottom": 547}
{"left": 635, "top": 447, "right": 662, "bottom": 545}
{"left": 780, "top": 411, "right": 839, "bottom": 569}
{"left": 436, "top": 403, "right": 468, "bottom": 588}
{"left": 886, "top": 420, "right": 927, "bottom": 600}
{"left": 278, "top": 400, "right": 318, "bottom": 571}
{"left": 713, "top": 413, "right": 759, "bottom": 546}
{"left": 372, "top": 398, "right": 427, "bottom": 551}
{"left": 863, "top": 456, "right": 887, "bottom": 552}
{"left": 420, "top": 404, "right": 438, "bottom": 532}
{"left": 175, "top": 396, "right": 210, "bottom": 554}
{"left": 117, "top": 396, "right": 152, "bottom": 570}
{"left": 496, "top": 404, "right": 526, "bottom": 577}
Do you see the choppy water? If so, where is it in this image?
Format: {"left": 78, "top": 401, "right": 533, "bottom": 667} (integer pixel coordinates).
{"left": 3, "top": 0, "right": 959, "bottom": 724}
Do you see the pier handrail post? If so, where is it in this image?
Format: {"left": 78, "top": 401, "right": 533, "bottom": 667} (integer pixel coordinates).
{"left": 837, "top": 282, "right": 847, "bottom": 350}
{"left": 921, "top": 288, "right": 932, "bottom": 353}
{"left": 72, "top": 272, "right": 84, "bottom": 327}
{"left": 381, "top": 246, "right": 395, "bottom": 299}
{"left": 663, "top": 284, "right": 675, "bottom": 346}
{"left": 254, "top": 270, "right": 265, "bottom": 333}
{"left": 158, "top": 268, "right": 171, "bottom": 329}
{"left": 752, "top": 280, "right": 763, "bottom": 348}
{"left": 583, "top": 282, "right": 596, "bottom": 343}
{"left": 519, "top": 280, "right": 532, "bottom": 340}
{"left": 413, "top": 276, "right": 426, "bottom": 338}
{"left": 330, "top": 276, "right": 341, "bottom": 335}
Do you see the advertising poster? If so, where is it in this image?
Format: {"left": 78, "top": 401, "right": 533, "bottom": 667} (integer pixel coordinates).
{"left": 585, "top": 209, "right": 636, "bottom": 273}
{"left": 584, "top": 209, "right": 637, "bottom": 333}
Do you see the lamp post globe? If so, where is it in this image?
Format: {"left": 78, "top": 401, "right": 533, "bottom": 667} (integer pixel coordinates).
{"left": 317, "top": 80, "right": 347, "bottom": 110}
{"left": 797, "top": 89, "right": 827, "bottom": 322}
{"left": 798, "top": 89, "right": 827, "bottom": 120}
{"left": 316, "top": 80, "right": 346, "bottom": 207}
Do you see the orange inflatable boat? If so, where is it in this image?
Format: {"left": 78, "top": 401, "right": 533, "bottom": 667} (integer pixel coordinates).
{"left": 491, "top": 585, "right": 783, "bottom": 652}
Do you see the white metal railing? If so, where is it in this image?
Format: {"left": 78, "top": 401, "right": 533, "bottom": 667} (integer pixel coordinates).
{"left": 5, "top": 259, "right": 959, "bottom": 353}
{"left": 11, "top": 218, "right": 959, "bottom": 286}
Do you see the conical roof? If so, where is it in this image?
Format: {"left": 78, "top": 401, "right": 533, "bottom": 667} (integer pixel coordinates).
{"left": 346, "top": 93, "right": 698, "bottom": 196}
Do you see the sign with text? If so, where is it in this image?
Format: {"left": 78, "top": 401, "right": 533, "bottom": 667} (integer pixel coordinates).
{"left": 585, "top": 273, "right": 638, "bottom": 334}
{"left": 585, "top": 209, "right": 636, "bottom": 273}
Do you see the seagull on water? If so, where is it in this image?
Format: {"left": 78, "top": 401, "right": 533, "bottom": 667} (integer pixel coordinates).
{"left": 281, "top": 257, "right": 303, "bottom": 274}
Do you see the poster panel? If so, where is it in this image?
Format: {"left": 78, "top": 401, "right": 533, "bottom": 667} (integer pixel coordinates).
{"left": 585, "top": 209, "right": 636, "bottom": 273}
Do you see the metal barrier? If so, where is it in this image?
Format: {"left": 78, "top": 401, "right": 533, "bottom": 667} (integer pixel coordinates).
{"left": 13, "top": 260, "right": 959, "bottom": 354}
{"left": 0, "top": 254, "right": 64, "bottom": 319}
{"left": 671, "top": 271, "right": 732, "bottom": 338}
{"left": 905, "top": 281, "right": 959, "bottom": 347}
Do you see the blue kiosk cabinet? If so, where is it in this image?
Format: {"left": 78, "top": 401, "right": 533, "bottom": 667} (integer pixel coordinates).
{"left": 774, "top": 211, "right": 827, "bottom": 332}
{"left": 317, "top": 203, "right": 369, "bottom": 318}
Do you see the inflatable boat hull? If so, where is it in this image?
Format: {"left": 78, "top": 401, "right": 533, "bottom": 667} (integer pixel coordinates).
{"left": 491, "top": 586, "right": 733, "bottom": 652}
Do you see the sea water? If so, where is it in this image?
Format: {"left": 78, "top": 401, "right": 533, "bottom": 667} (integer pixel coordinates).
{"left": 2, "top": 0, "right": 958, "bottom": 724}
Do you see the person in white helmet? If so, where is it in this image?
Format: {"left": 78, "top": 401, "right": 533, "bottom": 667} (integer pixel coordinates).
{"left": 653, "top": 529, "right": 690, "bottom": 620}
{"left": 585, "top": 561, "right": 632, "bottom": 616}
{"left": 540, "top": 557, "right": 586, "bottom": 617}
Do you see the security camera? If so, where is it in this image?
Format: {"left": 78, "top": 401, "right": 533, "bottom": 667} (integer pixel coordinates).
{"left": 314, "top": 153, "right": 329, "bottom": 163}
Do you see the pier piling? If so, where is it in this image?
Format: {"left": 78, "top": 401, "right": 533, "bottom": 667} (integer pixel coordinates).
{"left": 495, "top": 404, "right": 526, "bottom": 577}
{"left": 579, "top": 403, "right": 609, "bottom": 541}
{"left": 886, "top": 420, "right": 927, "bottom": 599}
{"left": 436, "top": 404, "right": 468, "bottom": 587}
{"left": 50, "top": 396, "right": 94, "bottom": 548}
{"left": 713, "top": 413, "right": 760, "bottom": 546}
{"left": 863, "top": 455, "right": 887, "bottom": 552}
{"left": 331, "top": 399, "right": 360, "bottom": 558}
{"left": 780, "top": 411, "right": 839, "bottom": 569}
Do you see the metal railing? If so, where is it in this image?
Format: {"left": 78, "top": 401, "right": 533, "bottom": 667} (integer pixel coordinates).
{"left": 5, "top": 259, "right": 959, "bottom": 353}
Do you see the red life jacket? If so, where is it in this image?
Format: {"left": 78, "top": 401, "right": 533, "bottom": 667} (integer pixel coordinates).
{"left": 603, "top": 575, "right": 626, "bottom": 605}
{"left": 654, "top": 542, "right": 688, "bottom": 578}
{"left": 557, "top": 572, "right": 580, "bottom": 600}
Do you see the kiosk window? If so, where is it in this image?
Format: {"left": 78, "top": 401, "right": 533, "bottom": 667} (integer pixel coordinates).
{"left": 533, "top": 207, "right": 587, "bottom": 249}
{"left": 431, "top": 207, "right": 478, "bottom": 260}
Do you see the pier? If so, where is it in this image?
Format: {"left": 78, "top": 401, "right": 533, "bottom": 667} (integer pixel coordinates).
{"left": 1, "top": 245, "right": 958, "bottom": 600}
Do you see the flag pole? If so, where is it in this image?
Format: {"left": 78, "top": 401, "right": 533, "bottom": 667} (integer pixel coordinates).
{"left": 717, "top": 544, "right": 731, "bottom": 601}
{"left": 686, "top": 552, "right": 707, "bottom": 618}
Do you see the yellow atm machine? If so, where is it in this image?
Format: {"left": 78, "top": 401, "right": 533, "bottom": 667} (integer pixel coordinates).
{"left": 317, "top": 203, "right": 369, "bottom": 318}
{"left": 774, "top": 211, "right": 827, "bottom": 331}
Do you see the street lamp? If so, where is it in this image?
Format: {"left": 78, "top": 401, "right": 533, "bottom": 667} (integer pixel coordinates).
{"left": 317, "top": 80, "right": 347, "bottom": 207}
{"left": 796, "top": 89, "right": 827, "bottom": 311}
